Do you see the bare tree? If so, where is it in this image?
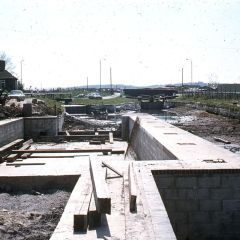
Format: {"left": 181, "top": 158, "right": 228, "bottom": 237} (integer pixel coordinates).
{"left": 0, "top": 51, "right": 15, "bottom": 74}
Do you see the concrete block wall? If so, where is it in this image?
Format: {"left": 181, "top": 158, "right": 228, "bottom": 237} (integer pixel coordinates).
{"left": 126, "top": 115, "right": 177, "bottom": 160}
{"left": 0, "top": 118, "right": 24, "bottom": 147}
{"left": 24, "top": 116, "right": 59, "bottom": 139}
{"left": 153, "top": 170, "right": 240, "bottom": 240}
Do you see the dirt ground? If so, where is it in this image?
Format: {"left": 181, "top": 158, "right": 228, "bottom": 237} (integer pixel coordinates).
{"left": 0, "top": 189, "right": 70, "bottom": 240}
{"left": 167, "top": 105, "right": 240, "bottom": 153}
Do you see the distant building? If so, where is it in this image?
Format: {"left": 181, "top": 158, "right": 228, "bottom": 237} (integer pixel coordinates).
{"left": 216, "top": 84, "right": 240, "bottom": 92}
{"left": 0, "top": 60, "right": 17, "bottom": 91}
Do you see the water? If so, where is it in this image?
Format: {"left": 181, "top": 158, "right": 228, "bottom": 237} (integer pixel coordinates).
{"left": 141, "top": 110, "right": 195, "bottom": 124}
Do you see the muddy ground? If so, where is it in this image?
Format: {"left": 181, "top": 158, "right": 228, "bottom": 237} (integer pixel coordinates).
{"left": 167, "top": 105, "right": 240, "bottom": 153}
{"left": 0, "top": 190, "right": 70, "bottom": 240}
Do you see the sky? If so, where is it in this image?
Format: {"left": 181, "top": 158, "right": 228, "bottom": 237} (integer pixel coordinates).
{"left": 0, "top": 0, "right": 240, "bottom": 89}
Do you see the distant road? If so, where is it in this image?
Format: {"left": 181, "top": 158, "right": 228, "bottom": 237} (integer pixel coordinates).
{"left": 102, "top": 92, "right": 121, "bottom": 100}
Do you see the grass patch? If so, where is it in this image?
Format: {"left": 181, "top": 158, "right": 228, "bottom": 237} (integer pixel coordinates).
{"left": 173, "top": 96, "right": 240, "bottom": 110}
{"left": 72, "top": 97, "right": 138, "bottom": 105}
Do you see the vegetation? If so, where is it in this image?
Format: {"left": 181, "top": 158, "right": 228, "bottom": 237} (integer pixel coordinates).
{"left": 72, "top": 96, "right": 137, "bottom": 105}
{"left": 174, "top": 95, "right": 240, "bottom": 110}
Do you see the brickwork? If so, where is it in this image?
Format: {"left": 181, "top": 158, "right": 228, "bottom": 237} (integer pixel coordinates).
{"left": 153, "top": 172, "right": 240, "bottom": 240}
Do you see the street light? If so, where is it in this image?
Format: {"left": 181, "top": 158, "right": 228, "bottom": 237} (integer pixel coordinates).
{"left": 186, "top": 58, "right": 193, "bottom": 85}
{"left": 20, "top": 59, "right": 24, "bottom": 86}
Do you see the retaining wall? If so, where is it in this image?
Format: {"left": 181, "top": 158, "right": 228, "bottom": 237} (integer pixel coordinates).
{"left": 0, "top": 118, "right": 24, "bottom": 147}
{"left": 153, "top": 170, "right": 240, "bottom": 240}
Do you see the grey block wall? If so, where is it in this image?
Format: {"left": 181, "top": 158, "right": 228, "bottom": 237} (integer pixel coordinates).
{"left": 128, "top": 117, "right": 177, "bottom": 160}
{"left": 24, "top": 116, "right": 58, "bottom": 139}
{"left": 0, "top": 119, "right": 24, "bottom": 147}
{"left": 153, "top": 171, "right": 240, "bottom": 240}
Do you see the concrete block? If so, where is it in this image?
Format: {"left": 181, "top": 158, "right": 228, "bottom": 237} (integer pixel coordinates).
{"left": 223, "top": 200, "right": 240, "bottom": 211}
{"left": 211, "top": 211, "right": 233, "bottom": 223}
{"left": 182, "top": 188, "right": 210, "bottom": 200}
{"left": 175, "top": 200, "right": 199, "bottom": 212}
{"left": 200, "top": 200, "right": 222, "bottom": 211}
{"left": 154, "top": 176, "right": 175, "bottom": 188}
{"left": 176, "top": 177, "right": 197, "bottom": 188}
{"left": 210, "top": 188, "right": 233, "bottom": 200}
{"left": 164, "top": 200, "right": 176, "bottom": 212}
{"left": 171, "top": 212, "right": 188, "bottom": 224}
{"left": 221, "top": 176, "right": 240, "bottom": 188}
{"left": 163, "top": 189, "right": 179, "bottom": 200}
{"left": 198, "top": 176, "right": 221, "bottom": 188}
{"left": 188, "top": 212, "right": 211, "bottom": 223}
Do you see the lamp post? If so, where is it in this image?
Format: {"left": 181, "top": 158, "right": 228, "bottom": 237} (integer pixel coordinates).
{"left": 186, "top": 58, "right": 193, "bottom": 85}
{"left": 20, "top": 59, "right": 24, "bottom": 86}
{"left": 99, "top": 60, "right": 102, "bottom": 92}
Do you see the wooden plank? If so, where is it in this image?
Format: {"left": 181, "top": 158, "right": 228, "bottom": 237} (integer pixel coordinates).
{"left": 66, "top": 131, "right": 70, "bottom": 136}
{"left": 90, "top": 159, "right": 111, "bottom": 214}
{"left": 128, "top": 163, "right": 137, "bottom": 212}
{"left": 88, "top": 193, "right": 101, "bottom": 229}
{"left": 73, "top": 181, "right": 92, "bottom": 231}
{"left": 6, "top": 162, "right": 45, "bottom": 166}
{"left": 6, "top": 154, "right": 18, "bottom": 162}
{"left": 55, "top": 135, "right": 109, "bottom": 141}
{"left": 214, "top": 137, "right": 231, "bottom": 144}
{"left": 0, "top": 139, "right": 24, "bottom": 154}
{"left": 12, "top": 148, "right": 113, "bottom": 154}
{"left": 22, "top": 139, "right": 33, "bottom": 146}
{"left": 89, "top": 141, "right": 102, "bottom": 145}
{"left": 102, "top": 161, "right": 123, "bottom": 177}
{"left": 109, "top": 132, "right": 113, "bottom": 144}
{"left": 21, "top": 153, "right": 31, "bottom": 159}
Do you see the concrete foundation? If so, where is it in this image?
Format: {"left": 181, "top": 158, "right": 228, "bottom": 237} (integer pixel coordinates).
{"left": 0, "top": 118, "right": 24, "bottom": 147}
{"left": 0, "top": 112, "right": 240, "bottom": 239}
{"left": 24, "top": 116, "right": 62, "bottom": 139}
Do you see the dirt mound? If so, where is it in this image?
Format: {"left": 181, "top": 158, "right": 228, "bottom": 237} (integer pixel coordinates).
{"left": 0, "top": 190, "right": 70, "bottom": 240}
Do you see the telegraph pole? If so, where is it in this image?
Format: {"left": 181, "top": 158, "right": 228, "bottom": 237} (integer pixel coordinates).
{"left": 110, "top": 67, "right": 112, "bottom": 93}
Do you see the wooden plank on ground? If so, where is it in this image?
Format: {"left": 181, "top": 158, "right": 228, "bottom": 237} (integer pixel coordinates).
{"left": 21, "top": 153, "right": 31, "bottom": 159}
{"left": 213, "top": 137, "right": 231, "bottom": 144}
{"left": 6, "top": 154, "right": 18, "bottom": 162}
{"left": 88, "top": 192, "right": 102, "bottom": 229}
{"left": 90, "top": 159, "right": 111, "bottom": 214}
{"left": 0, "top": 139, "right": 24, "bottom": 154}
{"left": 6, "top": 162, "right": 46, "bottom": 166}
{"left": 66, "top": 130, "right": 70, "bottom": 136}
{"left": 73, "top": 181, "right": 92, "bottom": 231}
{"left": 55, "top": 135, "right": 109, "bottom": 142}
{"left": 102, "top": 161, "right": 123, "bottom": 177}
{"left": 22, "top": 139, "right": 33, "bottom": 146}
{"left": 109, "top": 132, "right": 113, "bottom": 144}
{"left": 12, "top": 148, "right": 113, "bottom": 154}
{"left": 128, "top": 163, "right": 137, "bottom": 212}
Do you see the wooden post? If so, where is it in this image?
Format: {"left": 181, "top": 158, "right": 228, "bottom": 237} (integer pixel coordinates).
{"left": 128, "top": 163, "right": 137, "bottom": 212}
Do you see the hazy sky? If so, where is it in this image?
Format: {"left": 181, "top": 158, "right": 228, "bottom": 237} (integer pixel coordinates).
{"left": 1, "top": 0, "right": 240, "bottom": 89}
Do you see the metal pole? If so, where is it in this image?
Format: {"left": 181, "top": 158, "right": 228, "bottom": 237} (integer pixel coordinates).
{"left": 110, "top": 67, "right": 112, "bottom": 91}
{"left": 100, "top": 60, "right": 102, "bottom": 92}
{"left": 20, "top": 59, "right": 24, "bottom": 85}
{"left": 182, "top": 67, "right": 184, "bottom": 96}
{"left": 87, "top": 76, "right": 88, "bottom": 90}
{"left": 191, "top": 60, "right": 193, "bottom": 85}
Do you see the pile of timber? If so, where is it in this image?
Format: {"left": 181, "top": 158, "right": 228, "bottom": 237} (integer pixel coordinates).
{"left": 73, "top": 160, "right": 138, "bottom": 233}
{"left": 74, "top": 159, "right": 111, "bottom": 231}
{"left": 0, "top": 139, "right": 30, "bottom": 162}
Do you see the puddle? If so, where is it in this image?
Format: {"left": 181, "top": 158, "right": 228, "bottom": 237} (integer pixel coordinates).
{"left": 141, "top": 110, "right": 196, "bottom": 124}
